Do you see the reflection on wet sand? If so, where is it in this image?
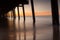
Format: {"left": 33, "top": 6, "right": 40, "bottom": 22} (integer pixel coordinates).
{"left": 23, "top": 21, "right": 26, "bottom": 40}
{"left": 0, "top": 18, "right": 9, "bottom": 40}
{"left": 33, "top": 21, "right": 36, "bottom": 40}
{"left": 0, "top": 17, "right": 59, "bottom": 40}
{"left": 8, "top": 18, "right": 16, "bottom": 40}
{"left": 53, "top": 25, "right": 59, "bottom": 40}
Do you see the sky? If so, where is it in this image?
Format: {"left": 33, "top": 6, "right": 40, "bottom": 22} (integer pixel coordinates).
{"left": 8, "top": 0, "right": 60, "bottom": 16}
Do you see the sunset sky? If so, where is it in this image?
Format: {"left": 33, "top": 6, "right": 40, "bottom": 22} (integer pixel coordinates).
{"left": 8, "top": 0, "right": 60, "bottom": 16}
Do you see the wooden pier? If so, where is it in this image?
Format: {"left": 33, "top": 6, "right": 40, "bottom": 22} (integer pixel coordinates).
{"left": 0, "top": 0, "right": 59, "bottom": 40}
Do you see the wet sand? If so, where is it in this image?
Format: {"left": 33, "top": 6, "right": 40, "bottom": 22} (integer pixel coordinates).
{"left": 0, "top": 16, "right": 59, "bottom": 40}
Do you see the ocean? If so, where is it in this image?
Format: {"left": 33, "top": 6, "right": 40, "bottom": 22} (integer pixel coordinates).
{"left": 0, "top": 16, "right": 60, "bottom": 40}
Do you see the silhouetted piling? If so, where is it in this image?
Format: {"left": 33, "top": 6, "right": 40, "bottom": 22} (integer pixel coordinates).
{"left": 17, "top": 6, "right": 20, "bottom": 19}
{"left": 51, "top": 0, "right": 59, "bottom": 40}
{"left": 11, "top": 11, "right": 12, "bottom": 18}
{"left": 51, "top": 0, "right": 59, "bottom": 25}
{"left": 22, "top": 4, "right": 25, "bottom": 21}
{"left": 31, "top": 0, "right": 35, "bottom": 22}
{"left": 13, "top": 8, "right": 16, "bottom": 18}
{"left": 5, "top": 14, "right": 7, "bottom": 17}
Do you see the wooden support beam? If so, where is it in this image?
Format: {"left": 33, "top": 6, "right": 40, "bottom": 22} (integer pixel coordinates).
{"left": 51, "top": 0, "right": 59, "bottom": 25}
{"left": 13, "top": 8, "right": 16, "bottom": 18}
{"left": 51, "top": 0, "right": 59, "bottom": 40}
{"left": 30, "top": 0, "right": 35, "bottom": 23}
{"left": 17, "top": 6, "right": 20, "bottom": 19}
{"left": 22, "top": 4, "right": 25, "bottom": 21}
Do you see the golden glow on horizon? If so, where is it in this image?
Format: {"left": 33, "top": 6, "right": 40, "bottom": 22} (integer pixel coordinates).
{"left": 7, "top": 7, "right": 51, "bottom": 17}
